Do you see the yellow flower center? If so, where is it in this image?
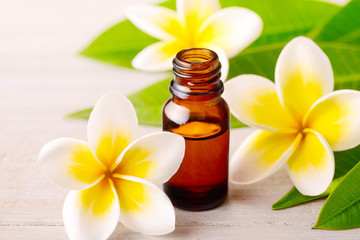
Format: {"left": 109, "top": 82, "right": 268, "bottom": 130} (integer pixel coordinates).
{"left": 104, "top": 168, "right": 113, "bottom": 179}
{"left": 294, "top": 120, "right": 313, "bottom": 138}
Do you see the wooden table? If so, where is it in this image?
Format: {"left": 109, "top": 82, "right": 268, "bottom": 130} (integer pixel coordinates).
{"left": 1, "top": 0, "right": 359, "bottom": 239}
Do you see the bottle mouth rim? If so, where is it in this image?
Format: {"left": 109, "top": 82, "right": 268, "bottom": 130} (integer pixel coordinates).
{"left": 174, "top": 48, "right": 218, "bottom": 69}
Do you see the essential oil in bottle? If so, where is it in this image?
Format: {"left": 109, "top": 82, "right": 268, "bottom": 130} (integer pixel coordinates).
{"left": 162, "top": 48, "right": 230, "bottom": 211}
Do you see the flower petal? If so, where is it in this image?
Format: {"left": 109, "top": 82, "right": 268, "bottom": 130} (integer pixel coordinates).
{"left": 113, "top": 175, "right": 175, "bottom": 235}
{"left": 125, "top": 5, "right": 184, "bottom": 41}
{"left": 132, "top": 41, "right": 186, "bottom": 72}
{"left": 177, "top": 0, "right": 220, "bottom": 36}
{"left": 217, "top": 47, "right": 229, "bottom": 81}
{"left": 38, "top": 138, "right": 104, "bottom": 190}
{"left": 199, "top": 7, "right": 263, "bottom": 58}
{"left": 88, "top": 92, "right": 138, "bottom": 168}
{"left": 287, "top": 130, "right": 334, "bottom": 196}
{"left": 230, "top": 130, "right": 301, "bottom": 184}
{"left": 223, "top": 75, "right": 299, "bottom": 131}
{"left": 275, "top": 37, "right": 334, "bottom": 121}
{"left": 63, "top": 179, "right": 120, "bottom": 240}
{"left": 112, "top": 132, "right": 185, "bottom": 184}
{"left": 304, "top": 90, "right": 360, "bottom": 151}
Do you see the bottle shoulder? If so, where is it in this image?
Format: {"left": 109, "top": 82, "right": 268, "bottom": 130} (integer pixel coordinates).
{"left": 163, "top": 97, "right": 230, "bottom": 130}
{"left": 164, "top": 97, "right": 229, "bottom": 109}
{"left": 163, "top": 98, "right": 229, "bottom": 116}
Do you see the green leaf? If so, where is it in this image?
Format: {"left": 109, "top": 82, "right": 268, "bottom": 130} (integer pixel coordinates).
{"left": 272, "top": 177, "right": 342, "bottom": 210}
{"left": 230, "top": 114, "right": 245, "bottom": 128}
{"left": 223, "top": 0, "right": 340, "bottom": 49}
{"left": 314, "top": 160, "right": 360, "bottom": 230}
{"left": 66, "top": 108, "right": 92, "bottom": 120}
{"left": 311, "top": 0, "right": 360, "bottom": 45}
{"left": 272, "top": 145, "right": 360, "bottom": 210}
{"left": 127, "top": 78, "right": 171, "bottom": 126}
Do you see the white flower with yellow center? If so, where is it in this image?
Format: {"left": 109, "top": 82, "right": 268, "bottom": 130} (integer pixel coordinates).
{"left": 126, "top": 0, "right": 263, "bottom": 80}
{"left": 224, "top": 36, "right": 360, "bottom": 196}
{"left": 38, "top": 92, "right": 185, "bottom": 239}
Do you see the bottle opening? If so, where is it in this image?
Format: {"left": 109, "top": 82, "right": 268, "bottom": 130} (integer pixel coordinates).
{"left": 173, "top": 48, "right": 221, "bottom": 78}
{"left": 176, "top": 48, "right": 216, "bottom": 66}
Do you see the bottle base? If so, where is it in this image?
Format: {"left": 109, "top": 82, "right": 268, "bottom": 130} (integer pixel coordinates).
{"left": 163, "top": 180, "right": 228, "bottom": 211}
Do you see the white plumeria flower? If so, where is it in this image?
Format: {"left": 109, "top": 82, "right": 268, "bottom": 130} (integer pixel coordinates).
{"left": 126, "top": 0, "right": 263, "bottom": 80}
{"left": 224, "top": 36, "right": 360, "bottom": 196}
{"left": 38, "top": 92, "right": 185, "bottom": 240}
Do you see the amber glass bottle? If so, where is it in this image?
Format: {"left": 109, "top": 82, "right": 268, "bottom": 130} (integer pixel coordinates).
{"left": 162, "top": 48, "right": 229, "bottom": 211}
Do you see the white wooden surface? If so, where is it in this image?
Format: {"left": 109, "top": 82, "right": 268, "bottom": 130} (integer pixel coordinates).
{"left": 0, "top": 0, "right": 359, "bottom": 239}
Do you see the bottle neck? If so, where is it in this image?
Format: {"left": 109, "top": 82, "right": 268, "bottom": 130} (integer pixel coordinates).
{"left": 170, "top": 48, "right": 224, "bottom": 100}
